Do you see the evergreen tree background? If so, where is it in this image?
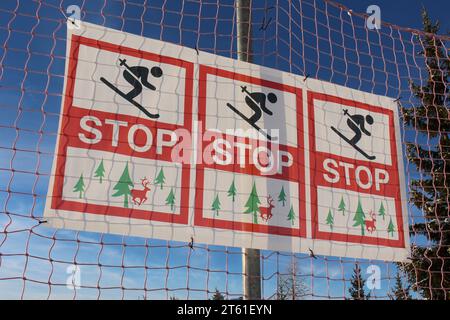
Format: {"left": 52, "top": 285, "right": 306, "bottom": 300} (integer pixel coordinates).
{"left": 400, "top": 9, "right": 450, "bottom": 300}
{"left": 348, "top": 264, "right": 369, "bottom": 300}
{"left": 378, "top": 202, "right": 386, "bottom": 220}
{"left": 276, "top": 262, "right": 309, "bottom": 300}
{"left": 210, "top": 288, "right": 225, "bottom": 300}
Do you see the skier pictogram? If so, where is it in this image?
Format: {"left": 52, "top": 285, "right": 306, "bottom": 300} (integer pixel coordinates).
{"left": 100, "top": 58, "right": 163, "bottom": 119}
{"left": 226, "top": 85, "right": 277, "bottom": 140}
{"left": 331, "top": 109, "right": 376, "bottom": 160}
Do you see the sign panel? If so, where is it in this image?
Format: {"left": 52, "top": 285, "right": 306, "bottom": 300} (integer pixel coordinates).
{"left": 195, "top": 65, "right": 306, "bottom": 238}
{"left": 48, "top": 32, "right": 193, "bottom": 228}
{"left": 44, "top": 21, "right": 409, "bottom": 261}
{"left": 308, "top": 91, "right": 405, "bottom": 248}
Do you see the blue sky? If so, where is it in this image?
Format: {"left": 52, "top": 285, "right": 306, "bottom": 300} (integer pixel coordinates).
{"left": 337, "top": 0, "right": 450, "bottom": 33}
{"left": 0, "top": 0, "right": 448, "bottom": 299}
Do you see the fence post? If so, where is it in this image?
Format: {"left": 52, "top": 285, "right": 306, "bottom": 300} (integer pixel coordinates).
{"left": 236, "top": 0, "right": 262, "bottom": 301}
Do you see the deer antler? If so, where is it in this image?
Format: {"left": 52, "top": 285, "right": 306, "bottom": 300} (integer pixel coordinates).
{"left": 267, "top": 195, "right": 273, "bottom": 204}
{"left": 141, "top": 177, "right": 148, "bottom": 186}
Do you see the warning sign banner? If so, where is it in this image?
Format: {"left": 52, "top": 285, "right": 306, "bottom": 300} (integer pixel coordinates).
{"left": 44, "top": 22, "right": 409, "bottom": 261}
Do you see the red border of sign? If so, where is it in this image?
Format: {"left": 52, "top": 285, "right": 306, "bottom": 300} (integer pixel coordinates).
{"left": 308, "top": 91, "right": 405, "bottom": 247}
{"left": 50, "top": 35, "right": 194, "bottom": 224}
{"left": 195, "top": 65, "right": 306, "bottom": 237}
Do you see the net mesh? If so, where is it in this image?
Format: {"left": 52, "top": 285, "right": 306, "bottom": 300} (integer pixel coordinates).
{"left": 0, "top": 0, "right": 449, "bottom": 299}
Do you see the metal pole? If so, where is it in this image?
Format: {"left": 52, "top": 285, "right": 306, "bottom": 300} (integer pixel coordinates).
{"left": 236, "top": 0, "right": 261, "bottom": 300}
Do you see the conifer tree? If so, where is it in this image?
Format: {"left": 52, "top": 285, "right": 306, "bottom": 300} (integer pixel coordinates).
{"left": 399, "top": 9, "right": 450, "bottom": 300}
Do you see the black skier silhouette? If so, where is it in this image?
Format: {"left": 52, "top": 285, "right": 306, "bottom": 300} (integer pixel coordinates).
{"left": 100, "top": 58, "right": 163, "bottom": 119}
{"left": 226, "top": 85, "right": 277, "bottom": 140}
{"left": 331, "top": 109, "right": 376, "bottom": 160}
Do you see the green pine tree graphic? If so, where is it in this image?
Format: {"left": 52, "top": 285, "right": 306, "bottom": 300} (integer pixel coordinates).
{"left": 338, "top": 196, "right": 346, "bottom": 215}
{"left": 244, "top": 182, "right": 261, "bottom": 224}
{"left": 326, "top": 209, "right": 334, "bottom": 230}
{"left": 378, "top": 202, "right": 386, "bottom": 220}
{"left": 154, "top": 168, "right": 166, "bottom": 190}
{"left": 211, "top": 194, "right": 221, "bottom": 216}
{"left": 227, "top": 180, "right": 237, "bottom": 202}
{"left": 352, "top": 198, "right": 366, "bottom": 236}
{"left": 388, "top": 217, "right": 395, "bottom": 237}
{"left": 112, "top": 163, "right": 134, "bottom": 208}
{"left": 165, "top": 188, "right": 176, "bottom": 211}
{"left": 94, "top": 159, "right": 105, "bottom": 184}
{"left": 278, "top": 186, "right": 287, "bottom": 207}
{"left": 73, "top": 174, "right": 85, "bottom": 199}
{"left": 287, "top": 205, "right": 296, "bottom": 225}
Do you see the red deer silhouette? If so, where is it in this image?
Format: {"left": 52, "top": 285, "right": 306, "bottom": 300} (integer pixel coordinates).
{"left": 259, "top": 196, "right": 275, "bottom": 222}
{"left": 131, "top": 177, "right": 151, "bottom": 205}
{"left": 364, "top": 210, "right": 377, "bottom": 233}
